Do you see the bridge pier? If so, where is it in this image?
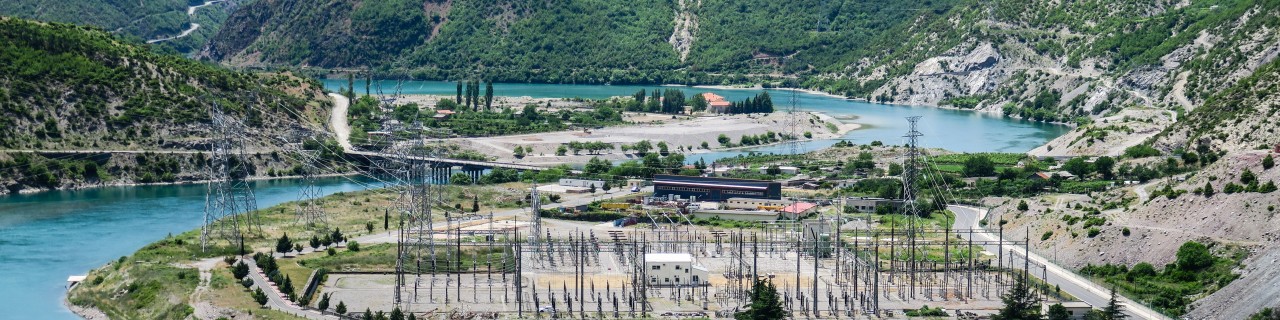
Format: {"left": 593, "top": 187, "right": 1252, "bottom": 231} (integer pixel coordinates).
{"left": 461, "top": 165, "right": 487, "bottom": 184}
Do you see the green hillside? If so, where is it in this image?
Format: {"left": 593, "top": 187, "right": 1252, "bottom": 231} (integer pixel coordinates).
{"left": 0, "top": 0, "right": 242, "bottom": 53}
{"left": 0, "top": 17, "right": 333, "bottom": 193}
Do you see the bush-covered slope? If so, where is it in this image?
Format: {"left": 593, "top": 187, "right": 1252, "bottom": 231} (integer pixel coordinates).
{"left": 0, "top": 0, "right": 244, "bottom": 52}
{"left": 0, "top": 17, "right": 334, "bottom": 193}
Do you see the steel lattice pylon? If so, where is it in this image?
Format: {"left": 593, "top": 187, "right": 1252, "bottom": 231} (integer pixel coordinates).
{"left": 201, "top": 102, "right": 261, "bottom": 252}
{"left": 294, "top": 136, "right": 327, "bottom": 227}
{"left": 786, "top": 89, "right": 802, "bottom": 156}
{"left": 901, "top": 116, "right": 924, "bottom": 297}
{"left": 390, "top": 129, "right": 443, "bottom": 310}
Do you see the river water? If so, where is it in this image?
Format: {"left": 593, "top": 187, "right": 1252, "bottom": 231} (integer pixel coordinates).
{"left": 0, "top": 177, "right": 378, "bottom": 319}
{"left": 4, "top": 81, "right": 1066, "bottom": 318}
{"left": 323, "top": 80, "right": 1070, "bottom": 163}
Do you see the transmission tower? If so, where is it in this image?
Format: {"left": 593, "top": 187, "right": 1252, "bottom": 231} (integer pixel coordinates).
{"left": 530, "top": 181, "right": 543, "bottom": 244}
{"left": 392, "top": 130, "right": 443, "bottom": 310}
{"left": 901, "top": 116, "right": 924, "bottom": 297}
{"left": 294, "top": 133, "right": 327, "bottom": 227}
{"left": 201, "top": 101, "right": 261, "bottom": 252}
{"left": 786, "top": 89, "right": 802, "bottom": 156}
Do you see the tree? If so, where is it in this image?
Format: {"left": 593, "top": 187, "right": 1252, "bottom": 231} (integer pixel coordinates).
{"left": 766, "top": 165, "right": 782, "bottom": 175}
{"left": 1202, "top": 182, "right": 1214, "bottom": 197}
{"left": 888, "top": 163, "right": 904, "bottom": 176}
{"left": 513, "top": 146, "right": 526, "bottom": 158}
{"left": 690, "top": 92, "right": 708, "bottom": 112}
{"left": 232, "top": 261, "right": 249, "bottom": 279}
{"left": 1094, "top": 156, "right": 1116, "bottom": 180}
{"left": 310, "top": 236, "right": 320, "bottom": 249}
{"left": 484, "top": 80, "right": 494, "bottom": 110}
{"left": 734, "top": 278, "right": 784, "bottom": 320}
{"left": 1264, "top": 154, "right": 1275, "bottom": 170}
{"left": 1017, "top": 200, "right": 1029, "bottom": 211}
{"left": 348, "top": 241, "right": 361, "bottom": 252}
{"left": 452, "top": 172, "right": 473, "bottom": 185}
{"left": 336, "top": 301, "right": 347, "bottom": 314}
{"left": 1062, "top": 157, "right": 1091, "bottom": 179}
{"left": 318, "top": 293, "right": 331, "bottom": 311}
{"left": 992, "top": 274, "right": 1042, "bottom": 320}
{"left": 963, "top": 155, "right": 997, "bottom": 177}
{"left": 456, "top": 81, "right": 463, "bottom": 102}
{"left": 252, "top": 287, "right": 269, "bottom": 306}
{"left": 275, "top": 233, "right": 293, "bottom": 255}
{"left": 391, "top": 307, "right": 405, "bottom": 320}
{"left": 1102, "top": 286, "right": 1126, "bottom": 320}
{"left": 556, "top": 145, "right": 567, "bottom": 156}
{"left": 718, "top": 134, "right": 731, "bottom": 146}
{"left": 365, "top": 222, "right": 373, "bottom": 233}
{"left": 1047, "top": 303, "right": 1070, "bottom": 320}
{"left": 632, "top": 140, "right": 653, "bottom": 154}
{"left": 471, "top": 195, "right": 480, "bottom": 212}
{"left": 701, "top": 141, "right": 710, "bottom": 149}
{"left": 657, "top": 141, "right": 670, "bottom": 156}
{"left": 602, "top": 182, "right": 612, "bottom": 193}
{"left": 294, "top": 243, "right": 303, "bottom": 253}
{"left": 589, "top": 184, "right": 597, "bottom": 194}
{"left": 384, "top": 210, "right": 389, "bottom": 230}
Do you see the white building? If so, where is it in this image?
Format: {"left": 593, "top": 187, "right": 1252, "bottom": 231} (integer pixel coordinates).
{"left": 644, "top": 253, "right": 709, "bottom": 287}
{"left": 1043, "top": 301, "right": 1094, "bottom": 320}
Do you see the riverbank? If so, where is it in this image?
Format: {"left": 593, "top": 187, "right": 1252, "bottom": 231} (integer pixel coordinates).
{"left": 1, "top": 170, "right": 361, "bottom": 197}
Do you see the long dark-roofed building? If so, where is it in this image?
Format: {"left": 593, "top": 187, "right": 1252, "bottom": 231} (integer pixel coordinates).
{"left": 652, "top": 174, "right": 781, "bottom": 202}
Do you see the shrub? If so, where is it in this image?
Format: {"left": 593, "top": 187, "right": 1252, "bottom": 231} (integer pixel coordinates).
{"left": 1176, "top": 241, "right": 1214, "bottom": 271}
{"left": 1041, "top": 231, "right": 1053, "bottom": 241}
{"left": 1017, "top": 200, "right": 1029, "bottom": 211}
{"left": 1122, "top": 227, "right": 1131, "bottom": 236}
{"left": 347, "top": 241, "right": 361, "bottom": 252}
{"left": 1087, "top": 228, "right": 1101, "bottom": 238}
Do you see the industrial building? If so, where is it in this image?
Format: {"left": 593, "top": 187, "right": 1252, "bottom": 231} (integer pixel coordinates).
{"left": 652, "top": 175, "right": 781, "bottom": 202}
{"left": 644, "top": 253, "right": 709, "bottom": 287}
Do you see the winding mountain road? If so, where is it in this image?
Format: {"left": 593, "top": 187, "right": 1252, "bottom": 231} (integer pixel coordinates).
{"left": 145, "top": 0, "right": 224, "bottom": 44}
{"left": 948, "top": 205, "right": 1169, "bottom": 320}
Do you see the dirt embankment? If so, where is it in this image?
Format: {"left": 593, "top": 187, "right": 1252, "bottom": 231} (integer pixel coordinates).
{"left": 991, "top": 151, "right": 1280, "bottom": 318}
{"left": 450, "top": 111, "right": 859, "bottom": 166}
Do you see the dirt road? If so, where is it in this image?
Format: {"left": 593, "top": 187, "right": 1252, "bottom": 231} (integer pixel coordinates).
{"left": 328, "top": 93, "right": 353, "bottom": 152}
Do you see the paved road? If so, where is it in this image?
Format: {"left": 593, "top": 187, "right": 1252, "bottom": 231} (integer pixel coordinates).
{"left": 243, "top": 257, "right": 340, "bottom": 320}
{"left": 948, "top": 205, "right": 1168, "bottom": 320}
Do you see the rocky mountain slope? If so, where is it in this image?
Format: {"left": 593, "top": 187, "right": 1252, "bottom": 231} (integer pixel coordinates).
{"left": 0, "top": 18, "right": 338, "bottom": 194}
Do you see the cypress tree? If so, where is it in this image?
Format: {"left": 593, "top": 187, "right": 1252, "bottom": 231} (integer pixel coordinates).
{"left": 456, "top": 81, "right": 463, "bottom": 102}
{"left": 485, "top": 80, "right": 494, "bottom": 110}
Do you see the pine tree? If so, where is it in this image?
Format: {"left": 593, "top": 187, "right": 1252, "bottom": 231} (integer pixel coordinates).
{"left": 992, "top": 273, "right": 1042, "bottom": 320}
{"left": 336, "top": 301, "right": 347, "bottom": 314}
{"left": 390, "top": 307, "right": 405, "bottom": 320}
{"left": 735, "top": 278, "right": 784, "bottom": 320}
{"left": 275, "top": 233, "right": 292, "bottom": 254}
{"left": 1103, "top": 286, "right": 1126, "bottom": 320}
{"left": 318, "top": 293, "right": 331, "bottom": 311}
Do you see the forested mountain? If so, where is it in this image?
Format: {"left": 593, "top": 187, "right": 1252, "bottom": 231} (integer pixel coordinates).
{"left": 0, "top": 0, "right": 244, "bottom": 53}
{"left": 206, "top": 0, "right": 960, "bottom": 83}
{"left": 0, "top": 17, "right": 333, "bottom": 193}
